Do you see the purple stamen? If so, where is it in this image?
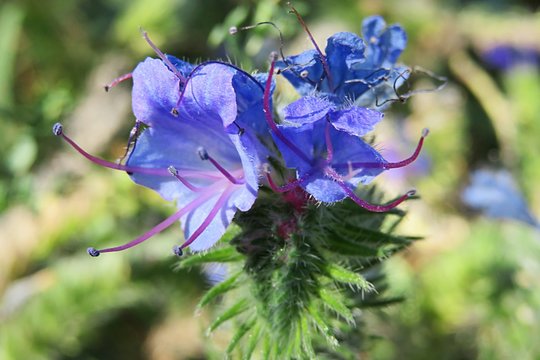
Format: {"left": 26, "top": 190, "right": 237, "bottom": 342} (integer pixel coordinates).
{"left": 325, "top": 167, "right": 415, "bottom": 212}
{"left": 383, "top": 128, "right": 429, "bottom": 169}
{"left": 198, "top": 147, "right": 245, "bottom": 185}
{"left": 180, "top": 186, "right": 235, "bottom": 250}
{"left": 288, "top": 3, "right": 334, "bottom": 91}
{"left": 325, "top": 118, "right": 334, "bottom": 163}
{"left": 172, "top": 245, "right": 183, "bottom": 256}
{"left": 263, "top": 164, "right": 313, "bottom": 193}
{"left": 104, "top": 72, "right": 133, "bottom": 92}
{"left": 168, "top": 166, "right": 203, "bottom": 192}
{"left": 89, "top": 189, "right": 217, "bottom": 255}
{"left": 264, "top": 54, "right": 312, "bottom": 165}
{"left": 334, "top": 128, "right": 429, "bottom": 171}
{"left": 53, "top": 123, "right": 221, "bottom": 180}
{"left": 140, "top": 29, "right": 186, "bottom": 83}
{"left": 53, "top": 122, "right": 171, "bottom": 176}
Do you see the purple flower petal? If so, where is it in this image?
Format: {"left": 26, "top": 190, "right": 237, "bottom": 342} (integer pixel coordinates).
{"left": 283, "top": 96, "right": 335, "bottom": 125}
{"left": 329, "top": 106, "right": 383, "bottom": 137}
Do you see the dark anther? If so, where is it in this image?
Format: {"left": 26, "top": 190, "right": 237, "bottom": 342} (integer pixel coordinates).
{"left": 52, "top": 123, "right": 63, "bottom": 136}
{"left": 406, "top": 189, "right": 417, "bottom": 197}
{"left": 104, "top": 85, "right": 110, "bottom": 92}
{"left": 269, "top": 51, "right": 279, "bottom": 62}
{"left": 197, "top": 147, "right": 209, "bottom": 161}
{"left": 167, "top": 165, "right": 178, "bottom": 176}
{"left": 171, "top": 108, "right": 179, "bottom": 116}
{"left": 87, "top": 247, "right": 100, "bottom": 257}
{"left": 172, "top": 245, "right": 183, "bottom": 257}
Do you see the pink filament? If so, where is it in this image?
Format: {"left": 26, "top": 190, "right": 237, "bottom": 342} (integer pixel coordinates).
{"left": 264, "top": 58, "right": 312, "bottom": 164}
{"left": 104, "top": 73, "right": 133, "bottom": 91}
{"left": 141, "top": 30, "right": 186, "bottom": 83}
{"left": 325, "top": 167, "right": 414, "bottom": 212}
{"left": 265, "top": 166, "right": 315, "bottom": 193}
{"left": 334, "top": 129, "right": 429, "bottom": 170}
{"left": 169, "top": 166, "right": 203, "bottom": 192}
{"left": 288, "top": 4, "right": 334, "bottom": 91}
{"left": 206, "top": 154, "right": 245, "bottom": 185}
{"left": 96, "top": 190, "right": 217, "bottom": 254}
{"left": 56, "top": 124, "right": 222, "bottom": 180}
{"left": 180, "top": 185, "right": 235, "bottom": 249}
{"left": 325, "top": 119, "right": 334, "bottom": 162}
{"left": 58, "top": 129, "right": 168, "bottom": 176}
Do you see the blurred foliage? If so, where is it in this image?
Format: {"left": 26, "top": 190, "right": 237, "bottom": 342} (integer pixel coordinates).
{"left": 1, "top": 0, "right": 539, "bottom": 359}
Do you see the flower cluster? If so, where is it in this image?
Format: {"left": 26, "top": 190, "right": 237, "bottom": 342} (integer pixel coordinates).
{"left": 53, "top": 14, "right": 427, "bottom": 256}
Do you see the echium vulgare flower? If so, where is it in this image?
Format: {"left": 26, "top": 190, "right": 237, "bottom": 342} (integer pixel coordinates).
{"left": 277, "top": 10, "right": 407, "bottom": 106}
{"left": 53, "top": 45, "right": 270, "bottom": 255}
{"left": 264, "top": 54, "right": 427, "bottom": 211}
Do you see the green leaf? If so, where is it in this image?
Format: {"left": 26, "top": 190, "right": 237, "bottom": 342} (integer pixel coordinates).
{"left": 197, "top": 271, "right": 242, "bottom": 309}
{"left": 208, "top": 298, "right": 250, "bottom": 334}
{"left": 308, "top": 303, "right": 339, "bottom": 348}
{"left": 243, "top": 322, "right": 262, "bottom": 360}
{"left": 226, "top": 317, "right": 256, "bottom": 355}
{"left": 177, "top": 246, "right": 243, "bottom": 269}
{"left": 324, "top": 263, "right": 375, "bottom": 291}
{"left": 300, "top": 315, "right": 316, "bottom": 358}
{"left": 319, "top": 288, "right": 353, "bottom": 323}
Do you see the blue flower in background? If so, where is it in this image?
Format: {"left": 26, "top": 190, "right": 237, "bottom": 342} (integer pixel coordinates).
{"left": 277, "top": 16, "right": 408, "bottom": 105}
{"left": 482, "top": 44, "right": 540, "bottom": 71}
{"left": 462, "top": 168, "right": 539, "bottom": 228}
{"left": 266, "top": 95, "right": 427, "bottom": 212}
{"left": 55, "top": 57, "right": 269, "bottom": 255}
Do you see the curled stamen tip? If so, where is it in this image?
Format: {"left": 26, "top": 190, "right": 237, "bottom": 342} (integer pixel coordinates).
{"left": 228, "top": 26, "right": 238, "bottom": 35}
{"left": 197, "top": 147, "right": 209, "bottom": 161}
{"left": 269, "top": 51, "right": 279, "bottom": 62}
{"left": 87, "top": 247, "right": 100, "bottom": 257}
{"left": 172, "top": 245, "right": 183, "bottom": 257}
{"left": 406, "top": 189, "right": 417, "bottom": 197}
{"left": 167, "top": 165, "right": 178, "bottom": 176}
{"left": 52, "top": 123, "right": 63, "bottom": 136}
{"left": 422, "top": 128, "right": 430, "bottom": 138}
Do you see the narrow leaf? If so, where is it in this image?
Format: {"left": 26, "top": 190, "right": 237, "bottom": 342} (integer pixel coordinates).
{"left": 177, "top": 246, "right": 243, "bottom": 269}
{"left": 197, "top": 271, "right": 242, "bottom": 309}
{"left": 319, "top": 288, "right": 353, "bottom": 323}
{"left": 226, "top": 317, "right": 256, "bottom": 354}
{"left": 208, "top": 298, "right": 250, "bottom": 333}
{"left": 325, "top": 263, "right": 374, "bottom": 291}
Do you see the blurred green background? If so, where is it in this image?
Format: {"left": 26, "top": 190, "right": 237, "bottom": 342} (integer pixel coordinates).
{"left": 1, "top": 0, "right": 539, "bottom": 358}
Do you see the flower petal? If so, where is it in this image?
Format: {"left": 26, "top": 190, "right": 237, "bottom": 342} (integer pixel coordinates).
{"left": 126, "top": 122, "right": 243, "bottom": 202}
{"left": 276, "top": 49, "right": 324, "bottom": 96}
{"left": 179, "top": 63, "right": 238, "bottom": 127}
{"left": 283, "top": 96, "right": 335, "bottom": 126}
{"left": 325, "top": 32, "right": 365, "bottom": 86}
{"left": 329, "top": 106, "right": 383, "bottom": 137}
{"left": 132, "top": 58, "right": 180, "bottom": 127}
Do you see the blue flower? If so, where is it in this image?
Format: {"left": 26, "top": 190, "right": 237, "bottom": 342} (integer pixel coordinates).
{"left": 277, "top": 16, "right": 408, "bottom": 105}
{"left": 54, "top": 56, "right": 268, "bottom": 255}
{"left": 482, "top": 44, "right": 540, "bottom": 71}
{"left": 266, "top": 94, "right": 426, "bottom": 211}
{"left": 462, "top": 169, "right": 539, "bottom": 228}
